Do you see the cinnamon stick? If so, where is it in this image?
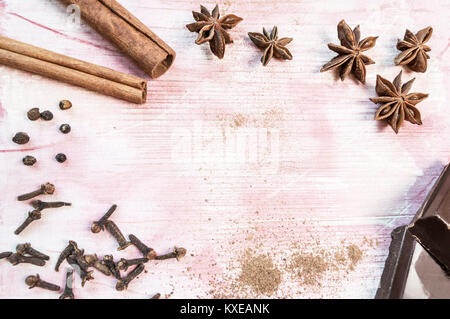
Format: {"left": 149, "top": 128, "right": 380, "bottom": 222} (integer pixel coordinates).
{"left": 0, "top": 36, "right": 147, "bottom": 104}
{"left": 59, "top": 0, "right": 176, "bottom": 79}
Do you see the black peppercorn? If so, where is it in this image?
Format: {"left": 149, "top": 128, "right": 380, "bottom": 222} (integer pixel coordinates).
{"left": 23, "top": 156, "right": 37, "bottom": 166}
{"left": 59, "top": 124, "right": 71, "bottom": 134}
{"left": 27, "top": 108, "right": 40, "bottom": 121}
{"left": 55, "top": 153, "right": 67, "bottom": 163}
{"left": 12, "top": 132, "right": 30, "bottom": 145}
{"left": 40, "top": 110, "right": 54, "bottom": 121}
{"left": 59, "top": 100, "right": 72, "bottom": 110}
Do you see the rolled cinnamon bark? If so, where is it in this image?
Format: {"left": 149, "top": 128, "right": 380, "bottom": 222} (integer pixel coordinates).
{"left": 0, "top": 36, "right": 147, "bottom": 104}
{"left": 59, "top": 0, "right": 176, "bottom": 78}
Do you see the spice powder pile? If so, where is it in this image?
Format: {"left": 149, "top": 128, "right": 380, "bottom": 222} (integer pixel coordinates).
{"left": 237, "top": 249, "right": 282, "bottom": 296}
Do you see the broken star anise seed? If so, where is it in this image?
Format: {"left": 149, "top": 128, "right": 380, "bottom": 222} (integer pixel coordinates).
{"left": 370, "top": 70, "right": 428, "bottom": 134}
{"left": 320, "top": 20, "right": 378, "bottom": 84}
{"left": 248, "top": 26, "right": 293, "bottom": 66}
{"left": 394, "top": 26, "right": 432, "bottom": 73}
{"left": 186, "top": 4, "right": 243, "bottom": 59}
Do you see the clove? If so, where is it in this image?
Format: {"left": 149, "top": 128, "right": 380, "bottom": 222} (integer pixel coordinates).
{"left": 55, "top": 241, "right": 78, "bottom": 272}
{"left": 104, "top": 220, "right": 131, "bottom": 251}
{"left": 67, "top": 244, "right": 89, "bottom": 272}
{"left": 155, "top": 247, "right": 187, "bottom": 261}
{"left": 115, "top": 263, "right": 145, "bottom": 291}
{"left": 31, "top": 200, "right": 71, "bottom": 211}
{"left": 17, "top": 183, "right": 55, "bottom": 201}
{"left": 14, "top": 210, "right": 42, "bottom": 235}
{"left": 59, "top": 269, "right": 75, "bottom": 299}
{"left": 91, "top": 204, "right": 117, "bottom": 233}
{"left": 84, "top": 254, "right": 111, "bottom": 276}
{"left": 150, "top": 293, "right": 161, "bottom": 299}
{"left": 117, "top": 257, "right": 149, "bottom": 271}
{"left": 16, "top": 243, "right": 50, "bottom": 260}
{"left": 67, "top": 254, "right": 94, "bottom": 287}
{"left": 0, "top": 252, "right": 12, "bottom": 260}
{"left": 129, "top": 234, "right": 156, "bottom": 260}
{"left": 8, "top": 253, "right": 46, "bottom": 266}
{"left": 25, "top": 274, "right": 60, "bottom": 291}
{"left": 102, "top": 255, "right": 121, "bottom": 280}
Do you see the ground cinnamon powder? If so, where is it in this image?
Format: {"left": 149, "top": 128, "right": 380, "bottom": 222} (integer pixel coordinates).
{"left": 237, "top": 249, "right": 282, "bottom": 296}
{"left": 347, "top": 244, "right": 363, "bottom": 270}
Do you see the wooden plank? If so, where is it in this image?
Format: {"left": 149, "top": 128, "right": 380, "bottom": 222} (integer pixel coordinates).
{"left": 0, "top": 0, "right": 449, "bottom": 298}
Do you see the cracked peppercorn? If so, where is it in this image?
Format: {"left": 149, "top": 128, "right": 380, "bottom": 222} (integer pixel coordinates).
{"left": 55, "top": 153, "right": 67, "bottom": 163}
{"left": 12, "top": 132, "right": 30, "bottom": 145}
{"left": 40, "top": 110, "right": 54, "bottom": 121}
{"left": 23, "top": 156, "right": 37, "bottom": 166}
{"left": 27, "top": 108, "right": 40, "bottom": 121}
{"left": 59, "top": 124, "right": 71, "bottom": 134}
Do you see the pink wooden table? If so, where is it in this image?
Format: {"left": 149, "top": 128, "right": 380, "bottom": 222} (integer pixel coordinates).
{"left": 0, "top": 0, "right": 449, "bottom": 298}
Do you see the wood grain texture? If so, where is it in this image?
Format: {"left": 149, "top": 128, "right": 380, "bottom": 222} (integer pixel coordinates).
{"left": 0, "top": 0, "right": 449, "bottom": 298}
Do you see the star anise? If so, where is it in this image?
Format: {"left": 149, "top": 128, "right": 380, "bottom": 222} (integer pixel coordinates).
{"left": 248, "top": 26, "right": 293, "bottom": 66}
{"left": 320, "top": 20, "right": 378, "bottom": 84}
{"left": 370, "top": 71, "right": 428, "bottom": 134}
{"left": 186, "top": 4, "right": 243, "bottom": 59}
{"left": 394, "top": 26, "right": 432, "bottom": 73}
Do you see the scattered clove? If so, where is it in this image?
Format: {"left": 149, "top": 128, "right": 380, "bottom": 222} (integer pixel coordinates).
{"left": 22, "top": 155, "right": 37, "bottom": 166}
{"left": 55, "top": 241, "right": 77, "bottom": 272}
{"left": 104, "top": 220, "right": 131, "bottom": 251}
{"left": 116, "top": 263, "right": 145, "bottom": 291}
{"left": 17, "top": 183, "right": 55, "bottom": 201}
{"left": 55, "top": 153, "right": 67, "bottom": 163}
{"left": 150, "top": 293, "right": 161, "bottom": 299}
{"left": 31, "top": 200, "right": 71, "bottom": 211}
{"left": 59, "top": 100, "right": 72, "bottom": 110}
{"left": 59, "top": 269, "right": 75, "bottom": 299}
{"left": 129, "top": 234, "right": 157, "bottom": 260}
{"left": 25, "top": 274, "right": 60, "bottom": 291}
{"left": 16, "top": 243, "right": 49, "bottom": 260}
{"left": 8, "top": 253, "right": 46, "bottom": 266}
{"left": 27, "top": 108, "right": 40, "bottom": 121}
{"left": 59, "top": 124, "right": 71, "bottom": 134}
{"left": 91, "top": 204, "right": 117, "bottom": 233}
{"left": 0, "top": 252, "right": 12, "bottom": 260}
{"left": 155, "top": 247, "right": 187, "bottom": 261}
{"left": 117, "top": 257, "right": 149, "bottom": 271}
{"left": 40, "top": 110, "right": 53, "bottom": 121}
{"left": 84, "top": 254, "right": 111, "bottom": 276}
{"left": 102, "top": 255, "right": 121, "bottom": 280}
{"left": 12, "top": 132, "right": 30, "bottom": 145}
{"left": 67, "top": 254, "right": 94, "bottom": 287}
{"left": 14, "top": 209, "right": 42, "bottom": 235}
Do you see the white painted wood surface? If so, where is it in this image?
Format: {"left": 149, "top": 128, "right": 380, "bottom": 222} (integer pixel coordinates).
{"left": 0, "top": 0, "right": 449, "bottom": 298}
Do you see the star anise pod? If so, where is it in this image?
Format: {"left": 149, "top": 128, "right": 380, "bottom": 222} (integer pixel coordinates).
{"left": 186, "top": 4, "right": 243, "bottom": 59}
{"left": 370, "top": 71, "right": 428, "bottom": 134}
{"left": 394, "top": 26, "right": 432, "bottom": 73}
{"left": 320, "top": 20, "right": 378, "bottom": 84}
{"left": 248, "top": 26, "right": 293, "bottom": 66}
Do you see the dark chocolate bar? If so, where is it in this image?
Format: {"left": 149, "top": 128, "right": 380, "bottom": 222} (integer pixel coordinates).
{"left": 376, "top": 226, "right": 415, "bottom": 299}
{"left": 408, "top": 164, "right": 450, "bottom": 272}
{"left": 376, "top": 225, "right": 450, "bottom": 299}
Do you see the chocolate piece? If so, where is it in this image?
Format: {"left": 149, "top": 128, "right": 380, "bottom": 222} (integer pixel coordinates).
{"left": 375, "top": 226, "right": 415, "bottom": 299}
{"left": 408, "top": 164, "right": 450, "bottom": 272}
{"left": 376, "top": 225, "right": 450, "bottom": 299}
